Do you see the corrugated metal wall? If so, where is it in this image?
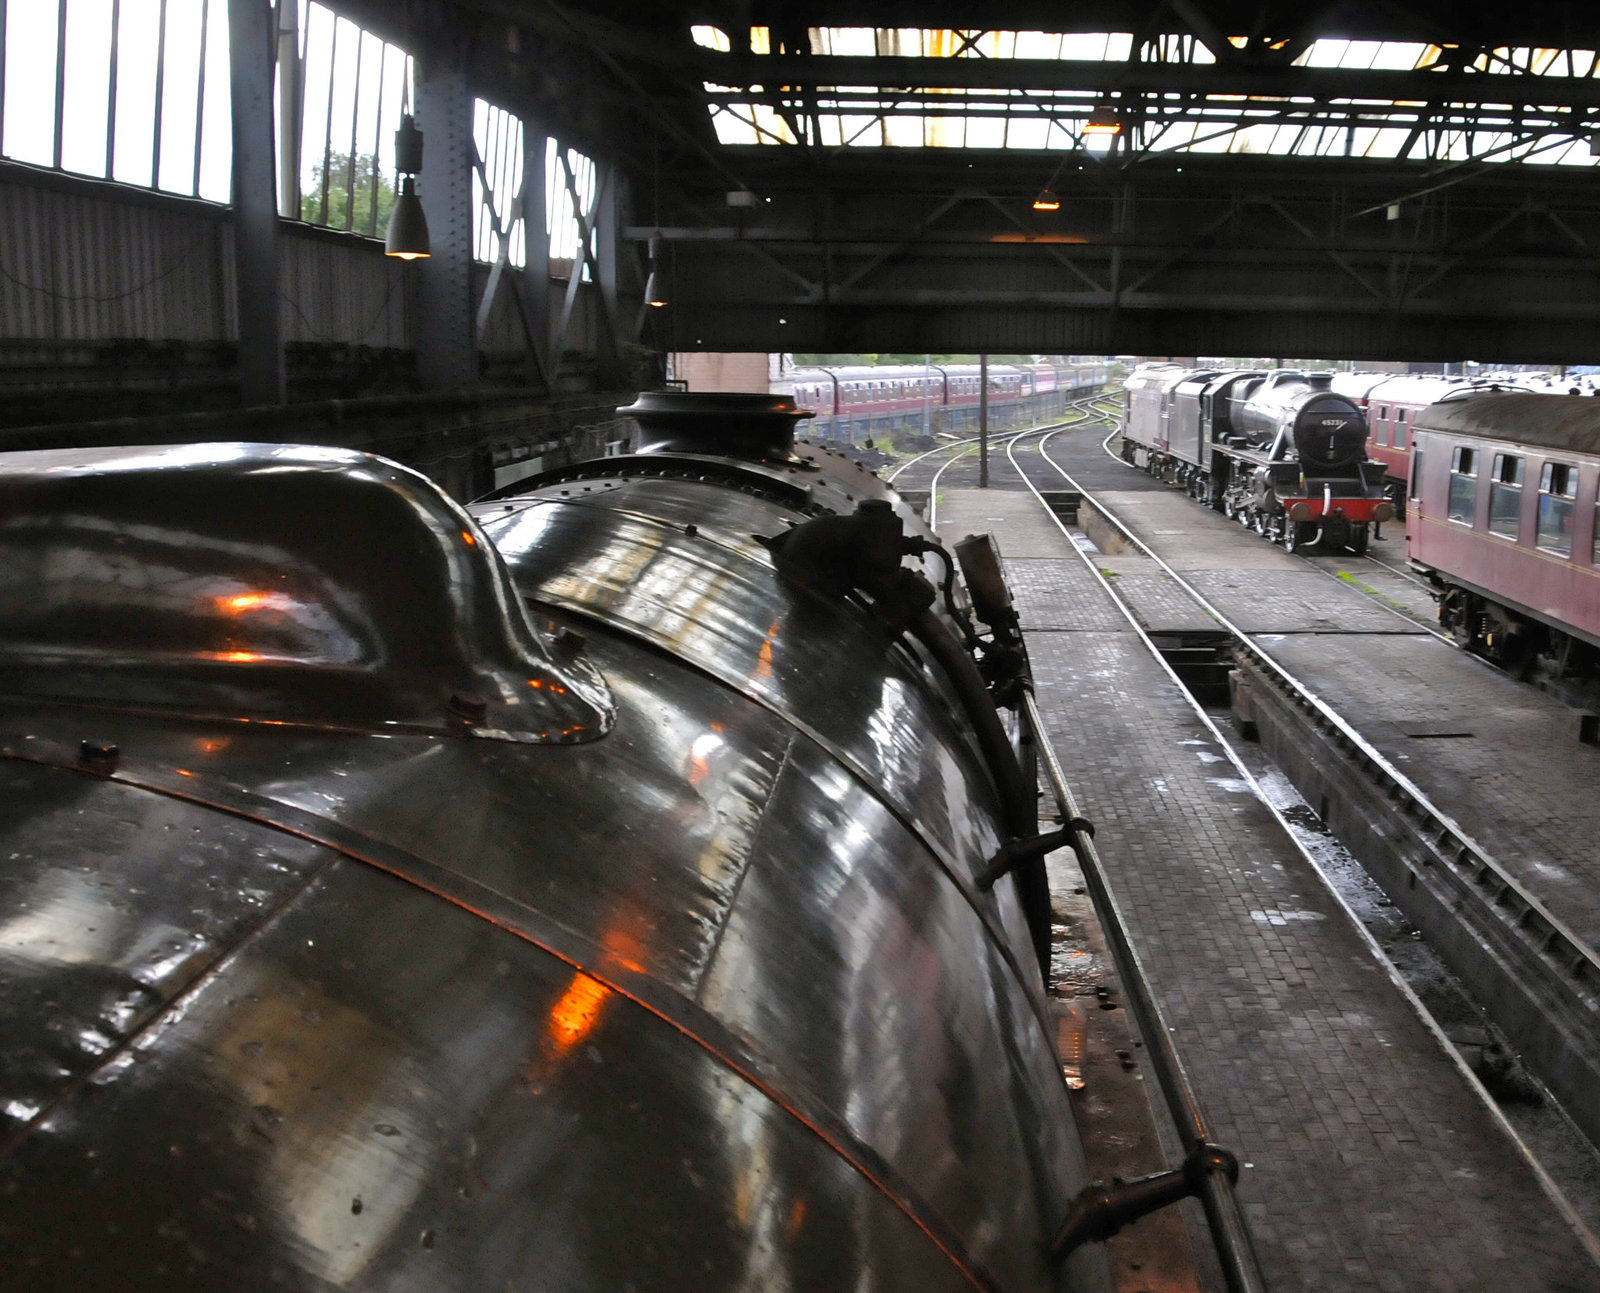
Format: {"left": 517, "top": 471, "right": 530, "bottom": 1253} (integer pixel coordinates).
{"left": 0, "top": 171, "right": 586, "bottom": 364}
{"left": 281, "top": 228, "right": 413, "bottom": 347}
{"left": 0, "top": 177, "right": 232, "bottom": 341}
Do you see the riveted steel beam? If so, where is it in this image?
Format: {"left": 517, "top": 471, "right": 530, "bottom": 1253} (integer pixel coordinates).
{"left": 415, "top": 55, "right": 477, "bottom": 391}
{"left": 228, "top": 0, "right": 284, "bottom": 406}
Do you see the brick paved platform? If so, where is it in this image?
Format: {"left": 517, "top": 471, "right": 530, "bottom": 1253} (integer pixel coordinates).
{"left": 937, "top": 485, "right": 1599, "bottom": 1292}
{"left": 1046, "top": 426, "right": 1600, "bottom": 964}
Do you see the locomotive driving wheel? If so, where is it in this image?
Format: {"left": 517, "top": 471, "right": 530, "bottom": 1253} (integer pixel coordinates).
{"left": 1284, "top": 521, "right": 1311, "bottom": 553}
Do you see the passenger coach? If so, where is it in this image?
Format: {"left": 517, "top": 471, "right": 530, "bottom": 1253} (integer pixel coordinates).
{"left": 1410, "top": 393, "right": 1600, "bottom": 676}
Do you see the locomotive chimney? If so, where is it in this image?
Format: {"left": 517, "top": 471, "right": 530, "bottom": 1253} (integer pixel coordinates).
{"left": 617, "top": 391, "right": 814, "bottom": 461}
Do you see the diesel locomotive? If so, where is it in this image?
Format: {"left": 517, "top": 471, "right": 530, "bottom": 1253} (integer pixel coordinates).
{"left": 0, "top": 399, "right": 1124, "bottom": 1290}
{"left": 1123, "top": 366, "right": 1393, "bottom": 554}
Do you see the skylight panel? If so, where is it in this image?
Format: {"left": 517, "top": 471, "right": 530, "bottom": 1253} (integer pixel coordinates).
{"left": 1347, "top": 127, "right": 1406, "bottom": 157}
{"left": 1369, "top": 43, "right": 1431, "bottom": 71}
{"left": 1061, "top": 33, "right": 1133, "bottom": 61}
{"left": 709, "top": 110, "right": 759, "bottom": 145}
{"left": 1013, "top": 32, "right": 1061, "bottom": 60}
{"left": 814, "top": 28, "right": 876, "bottom": 56}
{"left": 690, "top": 24, "right": 1600, "bottom": 168}
{"left": 967, "top": 116, "right": 1007, "bottom": 148}
{"left": 1004, "top": 117, "right": 1050, "bottom": 149}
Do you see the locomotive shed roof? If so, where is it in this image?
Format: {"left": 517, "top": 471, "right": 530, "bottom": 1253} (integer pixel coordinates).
{"left": 1415, "top": 392, "right": 1600, "bottom": 456}
{"left": 343, "top": 1, "right": 1600, "bottom": 360}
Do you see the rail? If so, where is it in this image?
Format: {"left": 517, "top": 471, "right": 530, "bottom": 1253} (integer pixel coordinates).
{"left": 1040, "top": 428, "right": 1600, "bottom": 994}
{"left": 1023, "top": 419, "right": 1600, "bottom": 1271}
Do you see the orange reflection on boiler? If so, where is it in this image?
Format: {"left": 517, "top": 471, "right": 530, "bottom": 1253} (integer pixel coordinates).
{"left": 461, "top": 530, "right": 477, "bottom": 547}
{"left": 752, "top": 619, "right": 780, "bottom": 684}
{"left": 687, "top": 730, "right": 724, "bottom": 788}
{"left": 785, "top": 1196, "right": 808, "bottom": 1243}
{"left": 547, "top": 972, "right": 611, "bottom": 1055}
{"left": 601, "top": 926, "right": 647, "bottom": 976}
{"left": 215, "top": 591, "right": 291, "bottom": 615}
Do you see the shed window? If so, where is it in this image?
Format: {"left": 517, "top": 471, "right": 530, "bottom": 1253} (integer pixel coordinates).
{"left": 1537, "top": 462, "right": 1577, "bottom": 557}
{"left": 1447, "top": 446, "right": 1478, "bottom": 525}
{"left": 1488, "top": 454, "right": 1522, "bottom": 539}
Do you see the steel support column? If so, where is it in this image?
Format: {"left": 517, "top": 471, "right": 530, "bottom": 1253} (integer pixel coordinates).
{"left": 414, "top": 57, "right": 476, "bottom": 391}
{"left": 229, "top": 0, "right": 284, "bottom": 406}
{"left": 593, "top": 166, "right": 624, "bottom": 387}
{"left": 274, "top": 0, "right": 302, "bottom": 219}
{"left": 520, "top": 121, "right": 552, "bottom": 388}
{"left": 979, "top": 352, "right": 989, "bottom": 488}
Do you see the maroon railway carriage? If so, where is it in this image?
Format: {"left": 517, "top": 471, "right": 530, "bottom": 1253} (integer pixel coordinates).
{"left": 1331, "top": 374, "right": 1542, "bottom": 516}
{"left": 1410, "top": 393, "right": 1600, "bottom": 676}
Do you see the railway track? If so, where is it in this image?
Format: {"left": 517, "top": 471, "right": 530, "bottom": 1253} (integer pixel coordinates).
{"left": 886, "top": 397, "right": 1117, "bottom": 529}
{"left": 1093, "top": 424, "right": 1446, "bottom": 636}
{"left": 979, "top": 419, "right": 1600, "bottom": 1252}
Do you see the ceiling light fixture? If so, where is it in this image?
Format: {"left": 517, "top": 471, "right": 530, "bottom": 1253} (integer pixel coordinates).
{"left": 1031, "top": 188, "right": 1061, "bottom": 211}
{"left": 645, "top": 235, "right": 667, "bottom": 307}
{"left": 1084, "top": 104, "right": 1122, "bottom": 135}
{"left": 384, "top": 113, "right": 431, "bottom": 259}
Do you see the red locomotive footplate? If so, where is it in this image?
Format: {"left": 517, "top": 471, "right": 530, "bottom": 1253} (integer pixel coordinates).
{"left": 1282, "top": 496, "right": 1395, "bottom": 523}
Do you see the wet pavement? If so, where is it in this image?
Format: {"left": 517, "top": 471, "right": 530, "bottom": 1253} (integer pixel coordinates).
{"left": 1044, "top": 425, "right": 1600, "bottom": 982}
{"left": 936, "top": 481, "right": 1600, "bottom": 1292}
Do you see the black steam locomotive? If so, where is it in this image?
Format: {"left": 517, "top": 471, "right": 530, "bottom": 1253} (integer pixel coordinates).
{"left": 0, "top": 399, "right": 1126, "bottom": 1290}
{"left": 1123, "top": 366, "right": 1393, "bottom": 554}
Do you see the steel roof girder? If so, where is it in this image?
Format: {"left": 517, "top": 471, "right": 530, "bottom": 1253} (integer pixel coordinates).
{"left": 690, "top": 50, "right": 1600, "bottom": 111}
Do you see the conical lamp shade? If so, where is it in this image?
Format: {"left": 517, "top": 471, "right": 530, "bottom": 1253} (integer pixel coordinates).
{"left": 385, "top": 176, "right": 431, "bottom": 259}
{"left": 644, "top": 266, "right": 666, "bottom": 307}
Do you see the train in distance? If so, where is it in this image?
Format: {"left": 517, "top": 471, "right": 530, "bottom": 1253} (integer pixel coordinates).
{"left": 1122, "top": 364, "right": 1393, "bottom": 554}
{"left": 0, "top": 391, "right": 1209, "bottom": 1290}
{"left": 788, "top": 360, "right": 1109, "bottom": 446}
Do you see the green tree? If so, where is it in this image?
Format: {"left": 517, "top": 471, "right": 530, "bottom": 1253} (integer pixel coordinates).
{"left": 300, "top": 152, "right": 396, "bottom": 236}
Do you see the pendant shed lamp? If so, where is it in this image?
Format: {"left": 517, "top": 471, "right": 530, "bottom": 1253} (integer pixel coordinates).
{"left": 385, "top": 113, "right": 431, "bottom": 260}
{"left": 644, "top": 235, "right": 667, "bottom": 308}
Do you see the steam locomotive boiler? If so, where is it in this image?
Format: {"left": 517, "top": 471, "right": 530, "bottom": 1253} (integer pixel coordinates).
{"left": 1123, "top": 366, "right": 1393, "bottom": 553}
{"left": 0, "top": 400, "right": 1110, "bottom": 1291}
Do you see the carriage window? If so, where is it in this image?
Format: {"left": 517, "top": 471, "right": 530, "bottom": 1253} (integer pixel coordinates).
{"left": 1373, "top": 405, "right": 1390, "bottom": 448}
{"left": 1410, "top": 445, "right": 1424, "bottom": 502}
{"left": 1395, "top": 409, "right": 1410, "bottom": 451}
{"left": 1447, "top": 447, "right": 1478, "bottom": 525}
{"left": 1488, "top": 454, "right": 1523, "bottom": 539}
{"left": 1537, "top": 462, "right": 1577, "bottom": 557}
